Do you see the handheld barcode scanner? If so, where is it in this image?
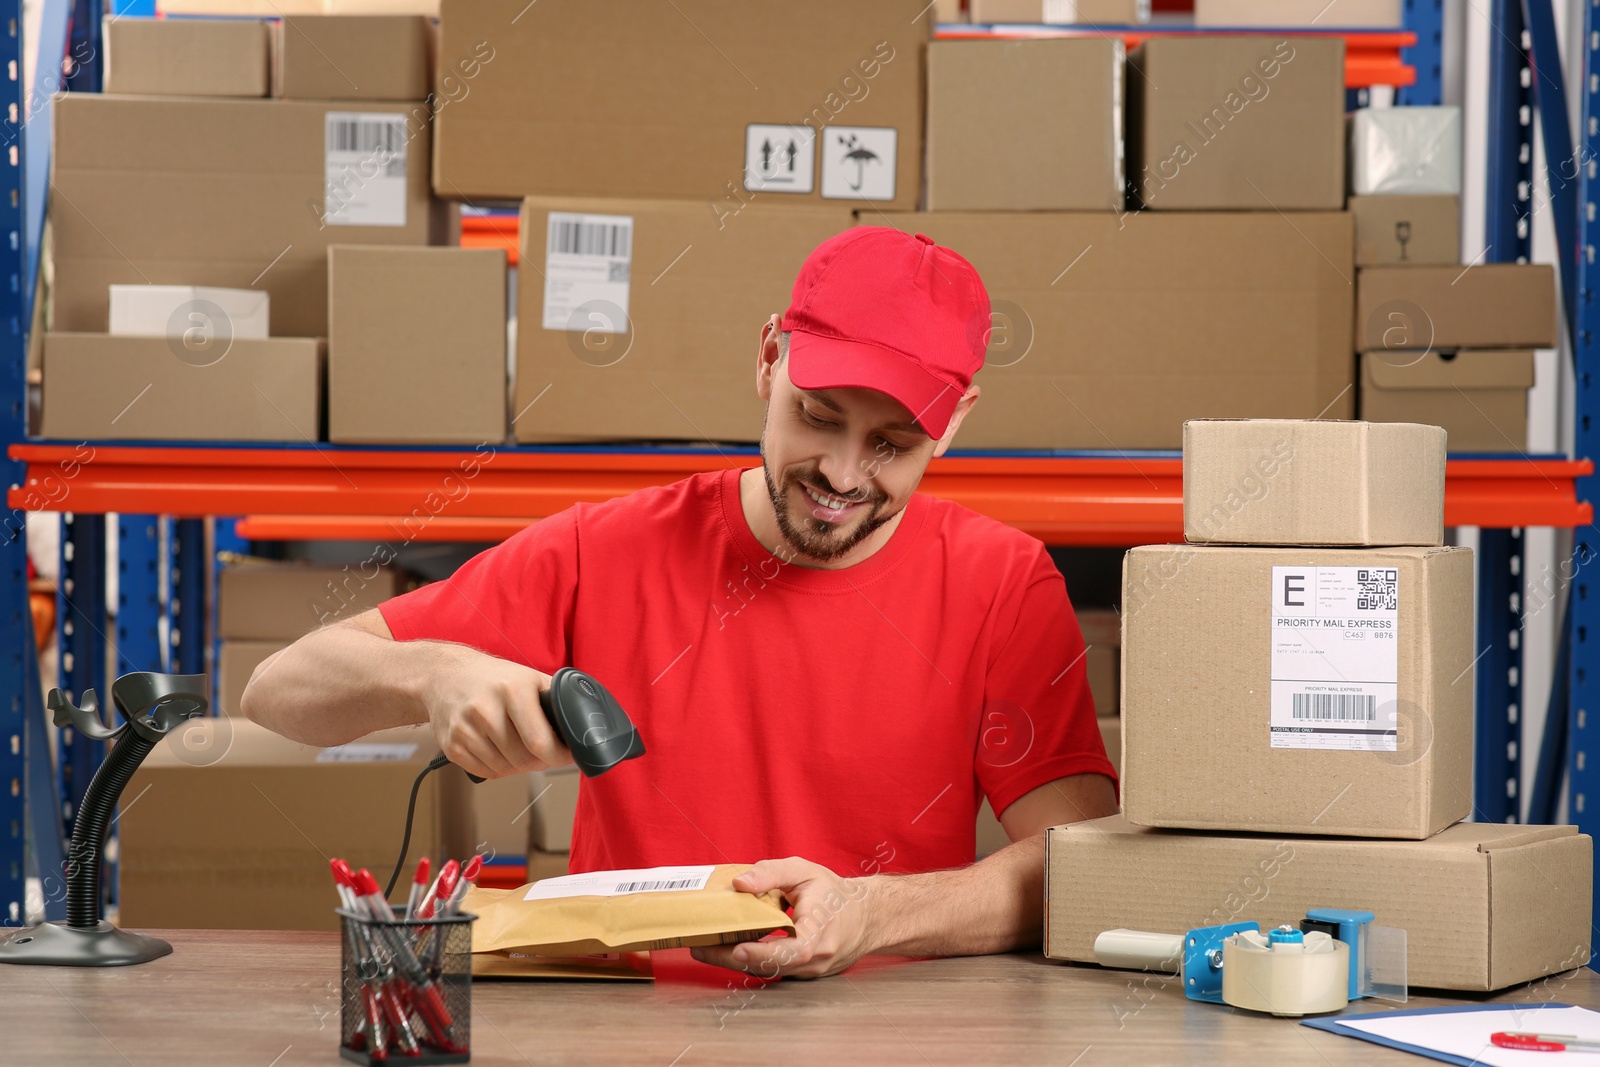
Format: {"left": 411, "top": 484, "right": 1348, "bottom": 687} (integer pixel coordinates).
{"left": 386, "top": 667, "right": 644, "bottom": 897}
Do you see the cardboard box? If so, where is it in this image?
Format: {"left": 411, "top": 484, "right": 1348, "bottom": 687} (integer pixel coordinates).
{"left": 1351, "top": 106, "right": 1462, "bottom": 196}
{"left": 50, "top": 94, "right": 436, "bottom": 338}
{"left": 1350, "top": 195, "right": 1460, "bottom": 266}
{"left": 275, "top": 15, "right": 430, "bottom": 101}
{"left": 934, "top": 0, "right": 964, "bottom": 22}
{"left": 1044, "top": 815, "right": 1592, "bottom": 991}
{"left": 1121, "top": 544, "right": 1473, "bottom": 839}
{"left": 328, "top": 246, "right": 506, "bottom": 445}
{"left": 471, "top": 772, "right": 535, "bottom": 863}
{"left": 1194, "top": 0, "right": 1401, "bottom": 26}
{"left": 118, "top": 720, "right": 473, "bottom": 931}
{"left": 527, "top": 765, "right": 580, "bottom": 852}
{"left": 104, "top": 16, "right": 270, "bottom": 97}
{"left": 1183, "top": 419, "right": 1446, "bottom": 546}
{"left": 1078, "top": 607, "right": 1121, "bottom": 716}
{"left": 39, "top": 333, "right": 321, "bottom": 443}
{"left": 1360, "top": 350, "right": 1534, "bottom": 453}
{"left": 219, "top": 562, "right": 400, "bottom": 640}
{"left": 1127, "top": 36, "right": 1345, "bottom": 211}
{"left": 925, "top": 39, "right": 1123, "bottom": 211}
{"left": 159, "top": 0, "right": 321, "bottom": 12}
{"left": 977, "top": 716, "right": 1120, "bottom": 856}
{"left": 217, "top": 639, "right": 289, "bottom": 716}
{"left": 877, "top": 211, "right": 1354, "bottom": 449}
{"left": 525, "top": 847, "right": 570, "bottom": 882}
{"left": 110, "top": 285, "right": 270, "bottom": 340}
{"left": 433, "top": 0, "right": 927, "bottom": 209}
{"left": 516, "top": 198, "right": 854, "bottom": 443}
{"left": 969, "top": 0, "right": 1149, "bottom": 22}
{"left": 1356, "top": 264, "right": 1558, "bottom": 351}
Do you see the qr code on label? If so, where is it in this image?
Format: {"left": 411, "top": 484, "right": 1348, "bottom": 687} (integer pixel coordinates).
{"left": 1356, "top": 568, "right": 1398, "bottom": 611}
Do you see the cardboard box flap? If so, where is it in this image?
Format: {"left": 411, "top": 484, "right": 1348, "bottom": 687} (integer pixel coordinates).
{"left": 1462, "top": 822, "right": 1579, "bottom": 851}
{"left": 1366, "top": 350, "right": 1536, "bottom": 391}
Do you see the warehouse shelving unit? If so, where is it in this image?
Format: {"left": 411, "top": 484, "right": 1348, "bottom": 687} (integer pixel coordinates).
{"left": 4, "top": 0, "right": 1597, "bottom": 941}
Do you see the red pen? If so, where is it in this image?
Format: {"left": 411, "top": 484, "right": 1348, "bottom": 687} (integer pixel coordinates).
{"left": 1492, "top": 1031, "right": 1600, "bottom": 1052}
{"left": 351, "top": 869, "right": 459, "bottom": 1050}
{"left": 415, "top": 859, "right": 459, "bottom": 920}
{"left": 405, "top": 857, "right": 431, "bottom": 920}
{"left": 329, "top": 861, "right": 391, "bottom": 1060}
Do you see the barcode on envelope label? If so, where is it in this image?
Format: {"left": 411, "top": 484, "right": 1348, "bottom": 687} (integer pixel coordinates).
{"left": 613, "top": 877, "right": 700, "bottom": 894}
{"left": 1356, "top": 568, "right": 1398, "bottom": 611}
{"left": 550, "top": 217, "right": 632, "bottom": 258}
{"left": 1290, "top": 693, "right": 1377, "bottom": 722}
{"left": 327, "top": 116, "right": 407, "bottom": 178}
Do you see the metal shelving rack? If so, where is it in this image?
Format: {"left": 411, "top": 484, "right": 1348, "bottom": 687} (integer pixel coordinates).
{"left": 3, "top": 0, "right": 1596, "bottom": 942}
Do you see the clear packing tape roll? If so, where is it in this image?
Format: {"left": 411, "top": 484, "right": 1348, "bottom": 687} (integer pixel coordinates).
{"left": 1221, "top": 931, "right": 1349, "bottom": 1017}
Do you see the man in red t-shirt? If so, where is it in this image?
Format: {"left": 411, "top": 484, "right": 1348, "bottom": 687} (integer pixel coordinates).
{"left": 244, "top": 227, "right": 1117, "bottom": 979}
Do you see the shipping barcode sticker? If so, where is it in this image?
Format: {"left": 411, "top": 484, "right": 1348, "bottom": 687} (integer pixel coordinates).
{"left": 522, "top": 865, "right": 715, "bottom": 902}
{"left": 542, "top": 212, "right": 634, "bottom": 334}
{"left": 317, "top": 742, "right": 418, "bottom": 763}
{"left": 1269, "top": 566, "right": 1399, "bottom": 752}
{"left": 324, "top": 112, "right": 408, "bottom": 228}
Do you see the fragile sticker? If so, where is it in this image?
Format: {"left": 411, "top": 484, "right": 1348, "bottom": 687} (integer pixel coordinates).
{"left": 542, "top": 211, "right": 633, "bottom": 334}
{"left": 317, "top": 742, "right": 418, "bottom": 763}
{"left": 523, "top": 865, "right": 715, "bottom": 901}
{"left": 324, "top": 112, "right": 408, "bottom": 227}
{"left": 1269, "top": 566, "right": 1399, "bottom": 752}
{"left": 820, "top": 126, "right": 898, "bottom": 201}
{"left": 744, "top": 124, "right": 815, "bottom": 193}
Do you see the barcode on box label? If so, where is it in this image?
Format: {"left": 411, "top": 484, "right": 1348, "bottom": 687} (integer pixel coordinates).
{"left": 1290, "top": 693, "right": 1376, "bottom": 722}
{"left": 324, "top": 112, "right": 408, "bottom": 228}
{"left": 317, "top": 742, "right": 418, "bottom": 763}
{"left": 550, "top": 218, "right": 632, "bottom": 259}
{"left": 522, "top": 864, "right": 714, "bottom": 902}
{"left": 613, "top": 878, "right": 700, "bottom": 893}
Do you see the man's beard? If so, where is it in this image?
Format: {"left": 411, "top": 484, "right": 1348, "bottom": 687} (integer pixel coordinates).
{"left": 761, "top": 461, "right": 892, "bottom": 563}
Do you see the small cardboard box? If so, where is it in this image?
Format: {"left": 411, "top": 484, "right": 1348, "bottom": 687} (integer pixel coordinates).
{"left": 433, "top": 0, "right": 927, "bottom": 208}
{"left": 217, "top": 639, "right": 289, "bottom": 716}
{"left": 1194, "top": 0, "right": 1401, "bottom": 26}
{"left": 104, "top": 16, "right": 270, "bottom": 97}
{"left": 471, "top": 772, "right": 536, "bottom": 863}
{"left": 109, "top": 284, "right": 270, "bottom": 340}
{"left": 968, "top": 0, "right": 1148, "bottom": 24}
{"left": 275, "top": 15, "right": 430, "bottom": 101}
{"left": 1122, "top": 543, "right": 1474, "bottom": 839}
{"left": 219, "top": 562, "right": 400, "bottom": 640}
{"left": 1183, "top": 419, "right": 1446, "bottom": 546}
{"left": 1357, "top": 264, "right": 1558, "bottom": 351}
{"left": 976, "top": 717, "right": 1120, "bottom": 856}
{"left": 328, "top": 246, "right": 507, "bottom": 445}
{"left": 1361, "top": 350, "right": 1533, "bottom": 453}
{"left": 876, "top": 211, "right": 1355, "bottom": 448}
{"left": 1350, "top": 195, "right": 1460, "bottom": 266}
{"left": 1044, "top": 815, "right": 1592, "bottom": 991}
{"left": 1351, "top": 106, "right": 1463, "bottom": 196}
{"left": 118, "top": 720, "right": 473, "bottom": 931}
{"left": 39, "top": 333, "right": 321, "bottom": 443}
{"left": 1078, "top": 607, "right": 1121, "bottom": 716}
{"left": 1127, "top": 36, "right": 1345, "bottom": 210}
{"left": 515, "top": 197, "right": 854, "bottom": 443}
{"left": 925, "top": 38, "right": 1123, "bottom": 211}
{"left": 50, "top": 94, "right": 437, "bottom": 337}
{"left": 527, "top": 765, "right": 580, "bottom": 852}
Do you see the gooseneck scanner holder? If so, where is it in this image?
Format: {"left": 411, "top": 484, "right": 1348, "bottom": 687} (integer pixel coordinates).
{"left": 0, "top": 672, "right": 208, "bottom": 967}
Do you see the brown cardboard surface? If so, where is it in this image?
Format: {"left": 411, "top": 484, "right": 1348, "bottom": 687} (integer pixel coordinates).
{"left": 1361, "top": 350, "right": 1533, "bottom": 453}
{"left": 219, "top": 562, "right": 399, "bottom": 640}
{"left": 1121, "top": 544, "right": 1474, "bottom": 839}
{"left": 1350, "top": 195, "right": 1460, "bottom": 266}
{"left": 105, "top": 17, "right": 270, "bottom": 97}
{"left": 275, "top": 15, "right": 429, "bottom": 101}
{"left": 1079, "top": 607, "right": 1122, "bottom": 715}
{"left": 516, "top": 198, "right": 854, "bottom": 443}
{"left": 977, "top": 717, "right": 1120, "bottom": 855}
{"left": 217, "top": 639, "right": 288, "bottom": 716}
{"left": 1183, "top": 419, "right": 1446, "bottom": 546}
{"left": 1127, "top": 36, "right": 1345, "bottom": 210}
{"left": 472, "top": 772, "right": 534, "bottom": 863}
{"left": 1357, "top": 264, "right": 1558, "bottom": 351}
{"left": 328, "top": 245, "right": 506, "bottom": 444}
{"left": 118, "top": 720, "right": 474, "bottom": 931}
{"left": 39, "top": 333, "right": 321, "bottom": 443}
{"left": 527, "top": 766, "right": 579, "bottom": 853}
{"left": 50, "top": 94, "right": 436, "bottom": 337}
{"left": 926, "top": 39, "right": 1122, "bottom": 211}
{"left": 1043, "top": 815, "right": 1592, "bottom": 991}
{"left": 969, "top": 0, "right": 1147, "bottom": 20}
{"left": 877, "top": 212, "right": 1354, "bottom": 449}
{"left": 433, "top": 0, "right": 926, "bottom": 209}
{"left": 1194, "top": 0, "right": 1401, "bottom": 26}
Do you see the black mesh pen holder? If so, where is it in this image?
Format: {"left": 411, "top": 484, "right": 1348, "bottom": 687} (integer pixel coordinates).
{"left": 338, "top": 907, "right": 475, "bottom": 1065}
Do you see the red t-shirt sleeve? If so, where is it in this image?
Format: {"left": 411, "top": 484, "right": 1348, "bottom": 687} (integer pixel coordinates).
{"left": 976, "top": 547, "right": 1118, "bottom": 819}
{"left": 377, "top": 509, "right": 578, "bottom": 673}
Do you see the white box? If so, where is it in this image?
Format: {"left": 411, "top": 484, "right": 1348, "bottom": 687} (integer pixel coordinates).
{"left": 1350, "top": 106, "right": 1462, "bottom": 196}
{"left": 109, "top": 285, "right": 271, "bottom": 340}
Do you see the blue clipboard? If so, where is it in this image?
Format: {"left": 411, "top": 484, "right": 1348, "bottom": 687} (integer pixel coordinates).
{"left": 1302, "top": 1002, "right": 1576, "bottom": 1063}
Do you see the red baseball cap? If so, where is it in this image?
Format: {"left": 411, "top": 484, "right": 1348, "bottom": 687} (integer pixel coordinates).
{"left": 780, "top": 227, "right": 990, "bottom": 439}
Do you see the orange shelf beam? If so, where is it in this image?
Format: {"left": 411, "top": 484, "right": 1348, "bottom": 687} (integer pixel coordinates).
{"left": 11, "top": 445, "right": 1589, "bottom": 547}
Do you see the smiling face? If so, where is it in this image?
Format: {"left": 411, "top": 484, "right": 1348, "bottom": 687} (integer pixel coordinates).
{"left": 752, "top": 320, "right": 978, "bottom": 567}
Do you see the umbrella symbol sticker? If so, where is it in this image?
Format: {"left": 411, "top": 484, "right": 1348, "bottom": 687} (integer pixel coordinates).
{"left": 838, "top": 133, "right": 880, "bottom": 192}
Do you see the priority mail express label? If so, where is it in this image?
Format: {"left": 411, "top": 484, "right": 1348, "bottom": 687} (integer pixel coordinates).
{"left": 1270, "top": 566, "right": 1399, "bottom": 752}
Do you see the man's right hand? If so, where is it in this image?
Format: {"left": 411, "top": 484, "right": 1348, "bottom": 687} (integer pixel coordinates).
{"left": 418, "top": 646, "right": 575, "bottom": 780}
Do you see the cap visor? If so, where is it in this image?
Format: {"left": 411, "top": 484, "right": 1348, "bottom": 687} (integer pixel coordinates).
{"left": 786, "top": 331, "right": 959, "bottom": 439}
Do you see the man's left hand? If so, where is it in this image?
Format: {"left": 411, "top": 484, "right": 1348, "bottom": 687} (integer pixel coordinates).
{"left": 691, "top": 857, "right": 878, "bottom": 979}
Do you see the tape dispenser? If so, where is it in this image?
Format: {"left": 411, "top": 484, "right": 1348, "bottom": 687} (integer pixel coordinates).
{"left": 1094, "top": 907, "right": 1407, "bottom": 1017}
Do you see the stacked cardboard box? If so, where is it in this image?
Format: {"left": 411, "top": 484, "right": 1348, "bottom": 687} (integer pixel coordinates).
{"left": 1042, "top": 418, "right": 1593, "bottom": 991}
{"left": 1348, "top": 107, "right": 1550, "bottom": 451}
